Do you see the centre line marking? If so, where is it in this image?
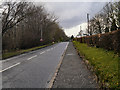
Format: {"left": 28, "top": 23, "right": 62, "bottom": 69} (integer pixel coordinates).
{"left": 0, "top": 62, "right": 21, "bottom": 73}
{"left": 47, "top": 49, "right": 50, "bottom": 52}
{"left": 27, "top": 55, "right": 37, "bottom": 60}
{"left": 40, "top": 51, "right": 45, "bottom": 55}
{"left": 51, "top": 48, "right": 53, "bottom": 50}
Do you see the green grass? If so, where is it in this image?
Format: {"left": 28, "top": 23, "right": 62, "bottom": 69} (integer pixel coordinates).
{"left": 73, "top": 41, "right": 119, "bottom": 88}
{"left": 2, "top": 43, "right": 53, "bottom": 59}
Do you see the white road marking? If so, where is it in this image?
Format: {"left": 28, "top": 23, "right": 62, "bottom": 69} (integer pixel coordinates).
{"left": 0, "top": 62, "right": 21, "bottom": 73}
{"left": 47, "top": 49, "right": 50, "bottom": 52}
{"left": 65, "top": 42, "right": 69, "bottom": 50}
{"left": 40, "top": 51, "right": 45, "bottom": 55}
{"left": 2, "top": 54, "right": 26, "bottom": 63}
{"left": 27, "top": 55, "right": 37, "bottom": 60}
{"left": 47, "top": 42, "right": 69, "bottom": 88}
{"left": 51, "top": 48, "right": 53, "bottom": 50}
{"left": 67, "top": 53, "right": 75, "bottom": 56}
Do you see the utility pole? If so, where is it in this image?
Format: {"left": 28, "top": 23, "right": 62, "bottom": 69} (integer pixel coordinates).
{"left": 41, "top": 25, "right": 42, "bottom": 40}
{"left": 78, "top": 26, "right": 81, "bottom": 37}
{"left": 0, "top": 11, "right": 2, "bottom": 60}
{"left": 79, "top": 26, "right": 83, "bottom": 37}
{"left": 87, "top": 13, "right": 90, "bottom": 35}
{"left": 40, "top": 16, "right": 43, "bottom": 42}
{"left": 80, "top": 26, "right": 81, "bottom": 31}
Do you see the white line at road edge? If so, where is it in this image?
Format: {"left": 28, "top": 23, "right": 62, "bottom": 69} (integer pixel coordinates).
{"left": 0, "top": 62, "right": 21, "bottom": 73}
{"left": 27, "top": 55, "right": 37, "bottom": 60}
{"left": 66, "top": 43, "right": 69, "bottom": 50}
{"left": 47, "top": 42, "right": 69, "bottom": 88}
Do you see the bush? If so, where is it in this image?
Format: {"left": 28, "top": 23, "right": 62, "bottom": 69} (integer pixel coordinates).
{"left": 99, "top": 33, "right": 113, "bottom": 50}
{"left": 75, "top": 30, "right": 120, "bottom": 54}
{"left": 92, "top": 35, "right": 99, "bottom": 48}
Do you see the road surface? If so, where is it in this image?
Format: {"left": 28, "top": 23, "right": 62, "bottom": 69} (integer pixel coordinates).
{"left": 53, "top": 42, "right": 98, "bottom": 88}
{"left": 1, "top": 42, "right": 69, "bottom": 88}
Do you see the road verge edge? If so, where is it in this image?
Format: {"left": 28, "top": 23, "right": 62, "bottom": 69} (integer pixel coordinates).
{"left": 47, "top": 42, "right": 69, "bottom": 88}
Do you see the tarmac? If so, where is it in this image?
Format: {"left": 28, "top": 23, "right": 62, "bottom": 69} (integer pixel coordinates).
{"left": 52, "top": 42, "right": 99, "bottom": 88}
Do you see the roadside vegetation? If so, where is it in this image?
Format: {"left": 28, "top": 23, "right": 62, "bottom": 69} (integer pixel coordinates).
{"left": 87, "top": 2, "right": 119, "bottom": 35}
{"left": 1, "top": 0, "right": 68, "bottom": 59}
{"left": 2, "top": 43, "right": 54, "bottom": 59}
{"left": 73, "top": 41, "right": 119, "bottom": 88}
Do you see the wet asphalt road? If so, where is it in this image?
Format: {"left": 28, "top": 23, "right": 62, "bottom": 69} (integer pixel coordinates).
{"left": 2, "top": 42, "right": 69, "bottom": 88}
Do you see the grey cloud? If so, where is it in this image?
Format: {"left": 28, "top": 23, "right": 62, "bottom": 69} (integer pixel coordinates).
{"left": 61, "top": 16, "right": 85, "bottom": 29}
{"left": 43, "top": 2, "right": 107, "bottom": 29}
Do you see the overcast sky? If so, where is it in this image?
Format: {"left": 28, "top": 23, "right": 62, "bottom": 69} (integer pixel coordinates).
{"left": 41, "top": 2, "right": 108, "bottom": 37}
{"left": 44, "top": 2, "right": 105, "bottom": 28}
{"left": 2, "top": 0, "right": 113, "bottom": 37}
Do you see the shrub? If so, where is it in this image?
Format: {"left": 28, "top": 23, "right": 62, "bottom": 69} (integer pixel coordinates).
{"left": 112, "top": 30, "right": 120, "bottom": 54}
{"left": 92, "top": 35, "right": 99, "bottom": 48}
{"left": 75, "top": 30, "right": 120, "bottom": 54}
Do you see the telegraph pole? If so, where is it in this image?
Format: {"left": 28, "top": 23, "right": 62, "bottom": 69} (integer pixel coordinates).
{"left": 40, "top": 26, "right": 43, "bottom": 42}
{"left": 87, "top": 13, "right": 90, "bottom": 35}
{"left": 79, "top": 26, "right": 81, "bottom": 37}
{"left": 40, "top": 16, "right": 43, "bottom": 42}
{"left": 79, "top": 26, "right": 83, "bottom": 37}
{"left": 80, "top": 26, "right": 81, "bottom": 31}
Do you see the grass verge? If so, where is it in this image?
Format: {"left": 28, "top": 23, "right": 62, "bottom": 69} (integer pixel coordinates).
{"left": 73, "top": 41, "right": 119, "bottom": 89}
{"left": 2, "top": 43, "right": 54, "bottom": 60}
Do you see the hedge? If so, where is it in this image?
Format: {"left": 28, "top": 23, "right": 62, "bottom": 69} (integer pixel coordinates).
{"left": 74, "top": 30, "right": 120, "bottom": 54}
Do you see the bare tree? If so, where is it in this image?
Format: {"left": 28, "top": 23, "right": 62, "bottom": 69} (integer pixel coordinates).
{"left": 2, "top": 1, "right": 68, "bottom": 51}
{"left": 2, "top": 0, "right": 34, "bottom": 35}
{"left": 89, "top": 2, "right": 120, "bottom": 34}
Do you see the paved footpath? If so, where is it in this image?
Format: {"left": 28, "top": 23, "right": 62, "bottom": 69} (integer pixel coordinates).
{"left": 52, "top": 42, "right": 99, "bottom": 88}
